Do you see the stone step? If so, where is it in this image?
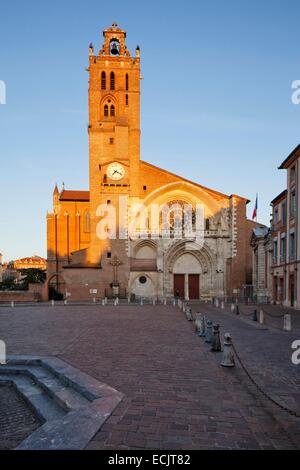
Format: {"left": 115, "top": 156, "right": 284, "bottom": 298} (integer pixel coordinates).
{"left": 0, "top": 374, "right": 65, "bottom": 423}
{"left": 0, "top": 356, "right": 124, "bottom": 449}
{"left": 0, "top": 364, "right": 90, "bottom": 412}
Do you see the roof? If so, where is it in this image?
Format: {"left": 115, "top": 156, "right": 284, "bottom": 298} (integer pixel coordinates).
{"left": 57, "top": 162, "right": 251, "bottom": 205}
{"left": 278, "top": 144, "right": 300, "bottom": 169}
{"left": 59, "top": 190, "right": 90, "bottom": 202}
{"left": 271, "top": 189, "right": 287, "bottom": 205}
{"left": 140, "top": 161, "right": 250, "bottom": 203}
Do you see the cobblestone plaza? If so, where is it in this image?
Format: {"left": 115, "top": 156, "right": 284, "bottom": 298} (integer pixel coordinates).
{"left": 0, "top": 302, "right": 299, "bottom": 450}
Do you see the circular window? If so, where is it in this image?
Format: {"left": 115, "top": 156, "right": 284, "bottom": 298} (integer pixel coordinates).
{"left": 139, "top": 276, "right": 147, "bottom": 284}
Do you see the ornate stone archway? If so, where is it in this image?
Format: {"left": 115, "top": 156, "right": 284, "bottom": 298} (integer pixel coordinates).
{"left": 164, "top": 241, "right": 216, "bottom": 299}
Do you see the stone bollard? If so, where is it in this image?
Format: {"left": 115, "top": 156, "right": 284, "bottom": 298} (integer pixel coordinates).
{"left": 51, "top": 299, "right": 55, "bottom": 307}
{"left": 93, "top": 297, "right": 96, "bottom": 304}
{"left": 205, "top": 320, "right": 213, "bottom": 343}
{"left": 211, "top": 324, "right": 222, "bottom": 352}
{"left": 259, "top": 309, "right": 265, "bottom": 324}
{"left": 127, "top": 296, "right": 130, "bottom": 304}
{"left": 104, "top": 297, "right": 108, "bottom": 305}
{"left": 102, "top": 299, "right": 105, "bottom": 306}
{"left": 283, "top": 314, "right": 292, "bottom": 331}
{"left": 64, "top": 299, "right": 67, "bottom": 305}
{"left": 235, "top": 305, "right": 240, "bottom": 315}
{"left": 140, "top": 298, "right": 144, "bottom": 306}
{"left": 163, "top": 298, "right": 167, "bottom": 305}
{"left": 252, "top": 309, "right": 258, "bottom": 322}
{"left": 195, "top": 316, "right": 202, "bottom": 333}
{"left": 172, "top": 299, "right": 176, "bottom": 307}
{"left": 182, "top": 302, "right": 186, "bottom": 313}
{"left": 221, "top": 333, "right": 235, "bottom": 367}
{"left": 11, "top": 301, "right": 14, "bottom": 308}
{"left": 215, "top": 298, "right": 220, "bottom": 308}
{"left": 231, "top": 303, "right": 235, "bottom": 313}
{"left": 199, "top": 316, "right": 206, "bottom": 337}
{"left": 221, "top": 301, "right": 225, "bottom": 310}
{"left": 186, "top": 307, "right": 193, "bottom": 321}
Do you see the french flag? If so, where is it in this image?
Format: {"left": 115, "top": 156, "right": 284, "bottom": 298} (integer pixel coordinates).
{"left": 252, "top": 194, "right": 258, "bottom": 221}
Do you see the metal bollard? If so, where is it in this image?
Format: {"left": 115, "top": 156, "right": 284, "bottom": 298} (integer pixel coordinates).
{"left": 205, "top": 320, "right": 213, "bottom": 343}
{"left": 221, "top": 333, "right": 235, "bottom": 367}
{"left": 231, "top": 303, "right": 235, "bottom": 313}
{"left": 283, "top": 314, "right": 291, "bottom": 331}
{"left": 235, "top": 305, "right": 240, "bottom": 315}
{"left": 211, "top": 324, "right": 222, "bottom": 352}
{"left": 11, "top": 301, "right": 14, "bottom": 308}
{"left": 51, "top": 299, "right": 55, "bottom": 307}
{"left": 259, "top": 309, "right": 265, "bottom": 324}
{"left": 252, "top": 309, "right": 258, "bottom": 322}
{"left": 221, "top": 301, "right": 225, "bottom": 309}
{"left": 199, "top": 316, "right": 206, "bottom": 337}
{"left": 186, "top": 307, "right": 193, "bottom": 321}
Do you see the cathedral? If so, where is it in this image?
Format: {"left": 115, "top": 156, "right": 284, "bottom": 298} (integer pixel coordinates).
{"left": 47, "top": 23, "right": 257, "bottom": 301}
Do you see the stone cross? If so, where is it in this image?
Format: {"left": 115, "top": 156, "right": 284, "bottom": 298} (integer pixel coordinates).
{"left": 110, "top": 256, "right": 123, "bottom": 284}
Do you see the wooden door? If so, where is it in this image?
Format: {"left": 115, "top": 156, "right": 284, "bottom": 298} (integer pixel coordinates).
{"left": 188, "top": 274, "right": 199, "bottom": 299}
{"left": 174, "top": 274, "right": 185, "bottom": 298}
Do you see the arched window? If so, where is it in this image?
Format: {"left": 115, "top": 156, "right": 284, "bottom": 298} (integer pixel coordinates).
{"left": 104, "top": 104, "right": 109, "bottom": 117}
{"left": 125, "top": 73, "right": 129, "bottom": 91}
{"left": 101, "top": 71, "right": 106, "bottom": 90}
{"left": 110, "top": 72, "right": 115, "bottom": 90}
{"left": 110, "top": 105, "right": 115, "bottom": 117}
{"left": 125, "top": 94, "right": 129, "bottom": 106}
{"left": 84, "top": 211, "right": 91, "bottom": 233}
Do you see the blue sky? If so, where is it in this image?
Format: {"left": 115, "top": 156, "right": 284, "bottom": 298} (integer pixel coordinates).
{"left": 0, "top": 0, "right": 299, "bottom": 262}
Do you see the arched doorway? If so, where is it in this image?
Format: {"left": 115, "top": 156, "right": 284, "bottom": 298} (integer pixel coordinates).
{"left": 45, "top": 273, "right": 65, "bottom": 300}
{"left": 173, "top": 253, "right": 202, "bottom": 300}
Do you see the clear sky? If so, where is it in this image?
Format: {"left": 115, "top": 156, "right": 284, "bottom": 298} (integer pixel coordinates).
{"left": 0, "top": 0, "right": 299, "bottom": 262}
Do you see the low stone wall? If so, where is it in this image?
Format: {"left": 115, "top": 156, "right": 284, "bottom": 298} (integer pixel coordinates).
{"left": 0, "top": 290, "right": 40, "bottom": 303}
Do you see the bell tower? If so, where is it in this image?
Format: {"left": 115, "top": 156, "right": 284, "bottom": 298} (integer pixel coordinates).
{"left": 87, "top": 23, "right": 141, "bottom": 280}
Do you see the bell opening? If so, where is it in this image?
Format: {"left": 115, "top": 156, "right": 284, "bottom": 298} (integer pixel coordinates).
{"left": 110, "top": 40, "right": 120, "bottom": 56}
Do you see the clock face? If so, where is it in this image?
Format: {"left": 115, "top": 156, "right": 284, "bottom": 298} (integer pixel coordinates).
{"left": 107, "top": 162, "right": 125, "bottom": 181}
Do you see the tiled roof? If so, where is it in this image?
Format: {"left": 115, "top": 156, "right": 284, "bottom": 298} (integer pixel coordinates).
{"left": 59, "top": 190, "right": 90, "bottom": 202}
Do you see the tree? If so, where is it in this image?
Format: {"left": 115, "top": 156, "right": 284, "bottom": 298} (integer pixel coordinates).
{"left": 18, "top": 269, "right": 46, "bottom": 290}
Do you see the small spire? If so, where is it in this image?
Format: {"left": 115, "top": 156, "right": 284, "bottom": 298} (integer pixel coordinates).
{"left": 53, "top": 183, "right": 59, "bottom": 195}
{"left": 62, "top": 182, "right": 65, "bottom": 191}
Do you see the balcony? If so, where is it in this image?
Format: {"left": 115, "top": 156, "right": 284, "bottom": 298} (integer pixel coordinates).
{"left": 280, "top": 255, "right": 286, "bottom": 264}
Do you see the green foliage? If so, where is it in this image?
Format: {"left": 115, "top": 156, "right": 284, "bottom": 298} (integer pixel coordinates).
{"left": 18, "top": 269, "right": 46, "bottom": 290}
